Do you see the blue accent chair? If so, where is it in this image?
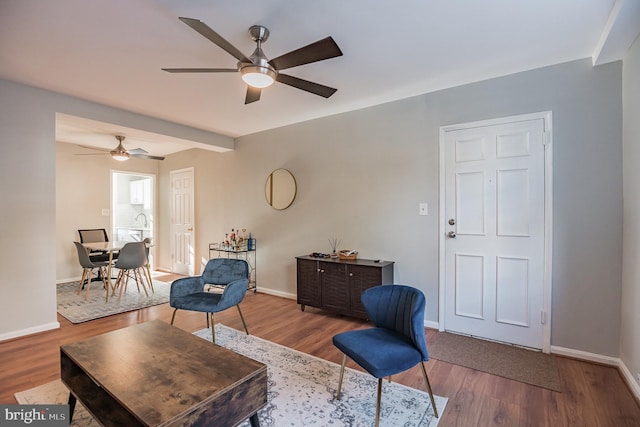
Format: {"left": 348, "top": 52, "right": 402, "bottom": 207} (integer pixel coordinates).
{"left": 170, "top": 258, "right": 250, "bottom": 343}
{"left": 332, "top": 284, "right": 438, "bottom": 425}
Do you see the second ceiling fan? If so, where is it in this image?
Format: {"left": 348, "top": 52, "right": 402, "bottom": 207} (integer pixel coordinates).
{"left": 77, "top": 136, "right": 165, "bottom": 161}
{"left": 162, "top": 17, "right": 343, "bottom": 104}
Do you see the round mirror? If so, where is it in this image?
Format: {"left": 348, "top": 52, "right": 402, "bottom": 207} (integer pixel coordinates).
{"left": 265, "top": 169, "right": 297, "bottom": 210}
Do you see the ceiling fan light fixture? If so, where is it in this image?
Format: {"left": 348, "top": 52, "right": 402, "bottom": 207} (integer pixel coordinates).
{"left": 111, "top": 151, "right": 130, "bottom": 161}
{"left": 241, "top": 64, "right": 276, "bottom": 88}
{"left": 111, "top": 136, "right": 130, "bottom": 161}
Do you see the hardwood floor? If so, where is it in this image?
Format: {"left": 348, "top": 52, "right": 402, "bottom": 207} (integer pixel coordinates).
{"left": 1, "top": 285, "right": 639, "bottom": 426}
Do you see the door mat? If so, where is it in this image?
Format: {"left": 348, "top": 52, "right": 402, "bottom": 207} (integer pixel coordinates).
{"left": 429, "top": 332, "right": 561, "bottom": 391}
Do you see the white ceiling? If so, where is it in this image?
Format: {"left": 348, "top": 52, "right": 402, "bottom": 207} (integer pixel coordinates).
{"left": 1, "top": 0, "right": 638, "bottom": 156}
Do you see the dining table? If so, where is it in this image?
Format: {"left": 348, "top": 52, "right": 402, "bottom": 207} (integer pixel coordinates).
{"left": 82, "top": 240, "right": 151, "bottom": 301}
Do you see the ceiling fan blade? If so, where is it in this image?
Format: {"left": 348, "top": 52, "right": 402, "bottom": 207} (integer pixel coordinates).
{"left": 162, "top": 68, "right": 237, "bottom": 73}
{"left": 76, "top": 144, "right": 109, "bottom": 152}
{"left": 268, "top": 37, "right": 343, "bottom": 71}
{"left": 245, "top": 86, "right": 262, "bottom": 104}
{"left": 275, "top": 74, "right": 337, "bottom": 98}
{"left": 131, "top": 153, "right": 165, "bottom": 161}
{"left": 178, "top": 17, "right": 251, "bottom": 63}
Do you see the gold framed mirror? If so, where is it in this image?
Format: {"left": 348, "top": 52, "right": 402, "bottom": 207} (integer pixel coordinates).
{"left": 265, "top": 169, "right": 297, "bottom": 210}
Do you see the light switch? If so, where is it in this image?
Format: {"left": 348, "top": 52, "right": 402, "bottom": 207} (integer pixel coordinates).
{"left": 419, "top": 203, "right": 428, "bottom": 216}
{"left": 102, "top": 209, "right": 110, "bottom": 216}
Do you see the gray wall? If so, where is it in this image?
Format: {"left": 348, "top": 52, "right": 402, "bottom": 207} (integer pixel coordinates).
{"left": 0, "top": 56, "right": 625, "bottom": 358}
{"left": 0, "top": 78, "right": 232, "bottom": 340}
{"left": 621, "top": 35, "right": 640, "bottom": 384}
{"left": 0, "top": 81, "right": 58, "bottom": 336}
{"left": 225, "top": 58, "right": 623, "bottom": 356}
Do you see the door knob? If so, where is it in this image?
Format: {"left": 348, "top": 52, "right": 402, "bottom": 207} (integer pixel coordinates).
{"left": 447, "top": 231, "right": 456, "bottom": 238}
{"left": 448, "top": 218, "right": 456, "bottom": 225}
{"left": 187, "top": 227, "right": 193, "bottom": 231}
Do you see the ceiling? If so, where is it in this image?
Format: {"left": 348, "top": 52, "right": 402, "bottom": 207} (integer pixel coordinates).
{"left": 1, "top": 1, "right": 638, "bottom": 156}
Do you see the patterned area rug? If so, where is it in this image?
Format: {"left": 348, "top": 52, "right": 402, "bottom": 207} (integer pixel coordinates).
{"left": 16, "top": 324, "right": 447, "bottom": 426}
{"left": 56, "top": 279, "right": 170, "bottom": 323}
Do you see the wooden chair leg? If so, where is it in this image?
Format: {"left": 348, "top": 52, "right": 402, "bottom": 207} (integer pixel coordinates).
{"left": 135, "top": 269, "right": 149, "bottom": 297}
{"left": 118, "top": 270, "right": 129, "bottom": 302}
{"left": 237, "top": 305, "right": 249, "bottom": 335}
{"left": 108, "top": 270, "right": 122, "bottom": 302}
{"left": 77, "top": 269, "right": 88, "bottom": 295}
{"left": 100, "top": 266, "right": 108, "bottom": 290}
{"left": 420, "top": 362, "right": 438, "bottom": 418}
{"left": 83, "top": 270, "right": 94, "bottom": 300}
{"left": 145, "top": 265, "right": 154, "bottom": 293}
{"left": 336, "top": 354, "right": 347, "bottom": 400}
{"left": 111, "top": 270, "right": 123, "bottom": 297}
{"left": 170, "top": 308, "right": 178, "bottom": 325}
{"left": 375, "top": 377, "right": 382, "bottom": 427}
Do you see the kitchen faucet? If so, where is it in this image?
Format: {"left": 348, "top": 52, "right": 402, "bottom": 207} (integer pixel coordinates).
{"left": 135, "top": 213, "right": 148, "bottom": 228}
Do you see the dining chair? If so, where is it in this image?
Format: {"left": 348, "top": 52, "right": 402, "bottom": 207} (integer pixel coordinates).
{"left": 73, "top": 242, "right": 109, "bottom": 300}
{"left": 170, "top": 258, "right": 250, "bottom": 343}
{"left": 332, "top": 284, "right": 438, "bottom": 426}
{"left": 78, "top": 228, "right": 118, "bottom": 284}
{"left": 111, "top": 241, "right": 151, "bottom": 302}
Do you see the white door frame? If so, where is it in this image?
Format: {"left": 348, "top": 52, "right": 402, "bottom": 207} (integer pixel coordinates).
{"left": 110, "top": 170, "right": 157, "bottom": 269}
{"left": 438, "top": 111, "right": 553, "bottom": 353}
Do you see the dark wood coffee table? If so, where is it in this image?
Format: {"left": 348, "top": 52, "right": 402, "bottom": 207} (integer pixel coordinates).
{"left": 60, "top": 320, "right": 267, "bottom": 426}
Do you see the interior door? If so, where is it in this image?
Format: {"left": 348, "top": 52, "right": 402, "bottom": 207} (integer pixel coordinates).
{"left": 170, "top": 168, "right": 195, "bottom": 275}
{"left": 442, "top": 116, "right": 548, "bottom": 350}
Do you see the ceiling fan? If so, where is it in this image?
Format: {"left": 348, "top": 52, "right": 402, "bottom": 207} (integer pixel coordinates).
{"left": 76, "top": 136, "right": 165, "bottom": 161}
{"left": 162, "top": 17, "right": 343, "bottom": 104}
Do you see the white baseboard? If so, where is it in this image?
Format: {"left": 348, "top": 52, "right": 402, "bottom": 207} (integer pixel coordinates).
{"left": 550, "top": 345, "right": 619, "bottom": 365}
{"left": 618, "top": 359, "right": 640, "bottom": 402}
{"left": 255, "top": 287, "right": 296, "bottom": 300}
{"left": 413, "top": 329, "right": 639, "bottom": 402}
{"left": 551, "top": 345, "right": 640, "bottom": 402}
{"left": 57, "top": 276, "right": 81, "bottom": 284}
{"left": 424, "top": 319, "right": 439, "bottom": 330}
{"left": 0, "top": 321, "right": 60, "bottom": 342}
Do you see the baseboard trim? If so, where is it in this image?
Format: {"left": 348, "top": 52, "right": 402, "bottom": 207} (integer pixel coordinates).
{"left": 550, "top": 345, "right": 619, "bottom": 365}
{"left": 424, "top": 319, "right": 439, "bottom": 330}
{"left": 415, "top": 329, "right": 640, "bottom": 401}
{"left": 57, "top": 276, "right": 81, "bottom": 284}
{"left": 0, "top": 321, "right": 60, "bottom": 342}
{"left": 618, "top": 359, "right": 640, "bottom": 402}
{"left": 256, "top": 287, "right": 296, "bottom": 300}
{"left": 551, "top": 345, "right": 640, "bottom": 402}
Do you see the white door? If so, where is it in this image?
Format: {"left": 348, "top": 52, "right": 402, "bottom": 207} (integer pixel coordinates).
{"left": 441, "top": 114, "right": 551, "bottom": 350}
{"left": 170, "top": 168, "right": 195, "bottom": 275}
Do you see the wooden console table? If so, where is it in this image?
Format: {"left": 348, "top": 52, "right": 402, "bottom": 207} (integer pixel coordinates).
{"left": 61, "top": 320, "right": 267, "bottom": 426}
{"left": 296, "top": 255, "right": 394, "bottom": 319}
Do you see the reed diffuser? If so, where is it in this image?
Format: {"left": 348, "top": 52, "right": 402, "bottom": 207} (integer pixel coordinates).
{"left": 329, "top": 237, "right": 342, "bottom": 258}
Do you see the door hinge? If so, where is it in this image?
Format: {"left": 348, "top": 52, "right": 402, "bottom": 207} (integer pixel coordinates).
{"left": 543, "top": 131, "right": 551, "bottom": 146}
{"left": 540, "top": 311, "right": 547, "bottom": 325}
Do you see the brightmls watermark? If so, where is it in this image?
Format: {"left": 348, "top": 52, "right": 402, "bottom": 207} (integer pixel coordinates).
{"left": 0, "top": 405, "right": 69, "bottom": 426}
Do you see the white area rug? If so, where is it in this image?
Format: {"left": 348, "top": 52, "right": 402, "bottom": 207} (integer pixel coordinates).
{"left": 56, "top": 279, "right": 170, "bottom": 323}
{"left": 15, "top": 324, "right": 447, "bottom": 426}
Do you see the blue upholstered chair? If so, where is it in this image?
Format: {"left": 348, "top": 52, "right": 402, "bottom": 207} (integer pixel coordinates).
{"left": 170, "top": 258, "right": 250, "bottom": 343}
{"left": 332, "top": 284, "right": 438, "bottom": 426}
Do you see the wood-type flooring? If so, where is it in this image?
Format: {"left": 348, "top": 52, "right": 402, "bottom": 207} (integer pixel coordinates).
{"left": 1, "top": 277, "right": 639, "bottom": 426}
